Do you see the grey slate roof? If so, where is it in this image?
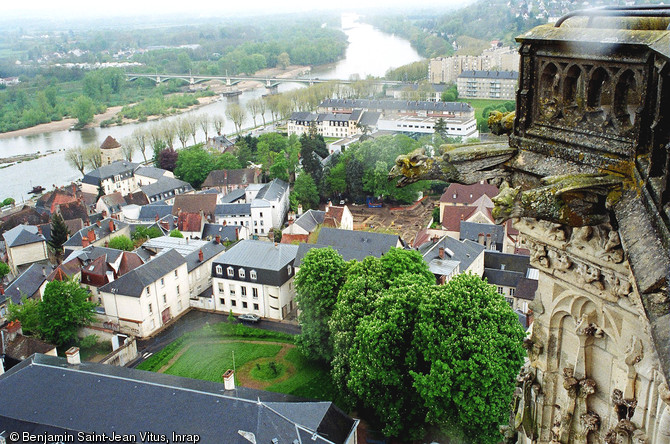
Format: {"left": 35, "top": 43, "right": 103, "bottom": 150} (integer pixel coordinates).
{"left": 64, "top": 245, "right": 124, "bottom": 265}
{"left": 98, "top": 249, "right": 186, "bottom": 297}
{"left": 2, "top": 263, "right": 54, "bottom": 305}
{"left": 0, "top": 354, "right": 357, "bottom": 444}
{"left": 184, "top": 241, "right": 225, "bottom": 272}
{"left": 2, "top": 225, "right": 45, "bottom": 248}
{"left": 359, "top": 111, "right": 381, "bottom": 126}
{"left": 134, "top": 166, "right": 168, "bottom": 180}
{"left": 201, "top": 223, "right": 242, "bottom": 241}
{"left": 294, "top": 209, "right": 325, "bottom": 232}
{"left": 317, "top": 227, "right": 401, "bottom": 258}
{"left": 319, "top": 98, "right": 474, "bottom": 113}
{"left": 141, "top": 176, "right": 193, "bottom": 201}
{"left": 516, "top": 276, "right": 539, "bottom": 301}
{"left": 483, "top": 268, "right": 525, "bottom": 288}
{"left": 216, "top": 203, "right": 251, "bottom": 216}
{"left": 63, "top": 219, "right": 129, "bottom": 248}
{"left": 459, "top": 221, "right": 505, "bottom": 250}
{"left": 419, "top": 236, "right": 485, "bottom": 273}
{"left": 214, "top": 240, "right": 297, "bottom": 272}
{"left": 138, "top": 204, "right": 173, "bottom": 222}
{"left": 220, "top": 188, "right": 246, "bottom": 203}
{"left": 294, "top": 243, "right": 372, "bottom": 268}
{"left": 289, "top": 112, "right": 318, "bottom": 122}
{"left": 484, "top": 250, "right": 530, "bottom": 273}
{"left": 254, "top": 178, "right": 289, "bottom": 202}
{"left": 458, "top": 70, "right": 519, "bottom": 80}
{"left": 81, "top": 161, "right": 138, "bottom": 186}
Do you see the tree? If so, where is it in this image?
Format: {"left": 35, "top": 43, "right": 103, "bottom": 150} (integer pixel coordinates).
{"left": 226, "top": 103, "right": 246, "bottom": 135}
{"left": 7, "top": 297, "right": 41, "bottom": 336}
{"left": 108, "top": 235, "right": 134, "bottom": 251}
{"left": 82, "top": 144, "right": 102, "bottom": 170}
{"left": 277, "top": 51, "right": 290, "bottom": 69}
{"left": 434, "top": 117, "right": 448, "bottom": 140}
{"left": 65, "top": 146, "right": 87, "bottom": 176}
{"left": 198, "top": 114, "right": 210, "bottom": 143}
{"left": 294, "top": 247, "right": 347, "bottom": 362}
{"left": 73, "top": 95, "right": 95, "bottom": 127}
{"left": 48, "top": 213, "right": 70, "bottom": 259}
{"left": 292, "top": 173, "right": 319, "bottom": 210}
{"left": 132, "top": 226, "right": 162, "bottom": 242}
{"left": 0, "top": 261, "right": 9, "bottom": 281}
{"left": 39, "top": 278, "right": 97, "bottom": 347}
{"left": 213, "top": 152, "right": 242, "bottom": 170}
{"left": 212, "top": 114, "right": 225, "bottom": 135}
{"left": 160, "top": 121, "right": 177, "bottom": 149}
{"left": 174, "top": 146, "right": 213, "bottom": 188}
{"left": 158, "top": 147, "right": 179, "bottom": 172}
{"left": 132, "top": 128, "right": 149, "bottom": 162}
{"left": 411, "top": 273, "right": 525, "bottom": 442}
{"left": 120, "top": 137, "right": 135, "bottom": 162}
{"left": 247, "top": 98, "right": 262, "bottom": 128}
{"left": 1, "top": 198, "right": 15, "bottom": 207}
{"left": 169, "top": 229, "right": 184, "bottom": 238}
{"left": 176, "top": 117, "right": 191, "bottom": 148}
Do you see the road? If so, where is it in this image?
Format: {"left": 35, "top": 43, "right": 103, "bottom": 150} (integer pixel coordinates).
{"left": 128, "top": 309, "right": 300, "bottom": 368}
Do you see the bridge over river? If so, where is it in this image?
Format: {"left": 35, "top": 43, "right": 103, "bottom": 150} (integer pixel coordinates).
{"left": 125, "top": 72, "right": 405, "bottom": 88}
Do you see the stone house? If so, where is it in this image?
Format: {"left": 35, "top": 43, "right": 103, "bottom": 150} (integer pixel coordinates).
{"left": 62, "top": 219, "right": 130, "bottom": 256}
{"left": 98, "top": 249, "right": 189, "bottom": 338}
{"left": 201, "top": 168, "right": 262, "bottom": 194}
{"left": 2, "top": 225, "right": 49, "bottom": 275}
{"left": 211, "top": 240, "right": 298, "bottom": 320}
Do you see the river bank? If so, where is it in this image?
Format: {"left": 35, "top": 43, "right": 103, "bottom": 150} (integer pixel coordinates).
{"left": 0, "top": 65, "right": 310, "bottom": 140}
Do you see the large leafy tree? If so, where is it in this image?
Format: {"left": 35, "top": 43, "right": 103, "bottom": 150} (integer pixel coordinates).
{"left": 7, "top": 297, "right": 41, "bottom": 335}
{"left": 174, "top": 146, "right": 213, "bottom": 188}
{"left": 291, "top": 173, "right": 319, "bottom": 211}
{"left": 39, "top": 279, "right": 97, "bottom": 347}
{"left": 48, "top": 213, "right": 70, "bottom": 259}
{"left": 0, "top": 261, "right": 9, "bottom": 281}
{"left": 294, "top": 247, "right": 348, "bottom": 362}
{"left": 108, "top": 235, "right": 134, "bottom": 251}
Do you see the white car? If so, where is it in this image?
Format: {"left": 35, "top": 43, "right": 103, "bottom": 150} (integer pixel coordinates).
{"left": 238, "top": 314, "right": 261, "bottom": 323}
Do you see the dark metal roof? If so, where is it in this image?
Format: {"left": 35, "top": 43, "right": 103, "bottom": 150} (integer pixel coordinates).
{"left": 0, "top": 354, "right": 357, "bottom": 444}
{"left": 319, "top": 98, "right": 474, "bottom": 113}
{"left": 2, "top": 225, "right": 45, "bottom": 248}
{"left": 316, "top": 227, "right": 401, "bottom": 258}
{"left": 483, "top": 250, "right": 530, "bottom": 273}
{"left": 515, "top": 277, "right": 539, "bottom": 301}
{"left": 483, "top": 268, "right": 525, "bottom": 288}
{"left": 184, "top": 241, "right": 225, "bottom": 273}
{"left": 221, "top": 189, "right": 246, "bottom": 203}
{"left": 458, "top": 70, "right": 519, "bottom": 80}
{"left": 98, "top": 249, "right": 186, "bottom": 297}
{"left": 201, "top": 224, "right": 241, "bottom": 241}
{"left": 2, "top": 263, "right": 54, "bottom": 305}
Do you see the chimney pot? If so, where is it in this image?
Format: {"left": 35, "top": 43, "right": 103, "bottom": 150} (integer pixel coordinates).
{"left": 109, "top": 220, "right": 115, "bottom": 233}
{"left": 65, "top": 347, "right": 81, "bottom": 365}
{"left": 215, "top": 235, "right": 221, "bottom": 244}
{"left": 223, "top": 369, "right": 235, "bottom": 390}
{"left": 198, "top": 249, "right": 204, "bottom": 262}
{"left": 88, "top": 229, "right": 96, "bottom": 242}
{"left": 438, "top": 247, "right": 445, "bottom": 259}
{"left": 82, "top": 237, "right": 90, "bottom": 247}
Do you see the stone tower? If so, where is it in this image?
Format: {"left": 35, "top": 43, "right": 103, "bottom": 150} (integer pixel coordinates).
{"left": 100, "top": 135, "right": 124, "bottom": 165}
{"left": 509, "top": 9, "right": 670, "bottom": 443}
{"left": 388, "top": 6, "right": 670, "bottom": 443}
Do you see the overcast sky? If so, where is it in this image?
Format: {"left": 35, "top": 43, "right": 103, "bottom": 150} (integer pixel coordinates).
{"left": 3, "top": 0, "right": 467, "bottom": 20}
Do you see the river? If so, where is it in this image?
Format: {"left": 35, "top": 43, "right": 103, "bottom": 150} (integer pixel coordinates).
{"left": 0, "top": 14, "right": 422, "bottom": 203}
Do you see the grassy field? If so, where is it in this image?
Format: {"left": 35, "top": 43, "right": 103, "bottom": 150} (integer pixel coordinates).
{"left": 136, "top": 321, "right": 343, "bottom": 404}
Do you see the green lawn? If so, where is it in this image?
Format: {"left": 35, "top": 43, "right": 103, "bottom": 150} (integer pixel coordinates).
{"left": 135, "top": 321, "right": 341, "bottom": 403}
{"left": 165, "top": 342, "right": 282, "bottom": 382}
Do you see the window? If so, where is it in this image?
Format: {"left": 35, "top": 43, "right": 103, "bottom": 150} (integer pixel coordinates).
{"left": 160, "top": 277, "right": 165, "bottom": 286}
{"left": 260, "top": 220, "right": 263, "bottom": 226}
{"left": 241, "top": 287, "right": 247, "bottom": 297}
{"left": 218, "top": 283, "right": 224, "bottom": 292}
{"left": 239, "top": 268, "right": 246, "bottom": 278}
{"left": 231, "top": 300, "right": 237, "bottom": 307}
{"left": 174, "top": 270, "right": 178, "bottom": 278}
{"left": 176, "top": 285, "right": 180, "bottom": 295}
{"left": 497, "top": 286, "right": 504, "bottom": 295}
{"left": 252, "top": 288, "right": 258, "bottom": 299}
{"left": 146, "top": 286, "right": 150, "bottom": 294}
{"left": 242, "top": 301, "right": 248, "bottom": 308}
{"left": 509, "top": 288, "right": 515, "bottom": 297}
{"left": 250, "top": 270, "right": 257, "bottom": 280}
{"left": 178, "top": 300, "right": 182, "bottom": 310}
{"left": 260, "top": 212, "right": 263, "bottom": 217}
{"left": 220, "top": 298, "right": 225, "bottom": 305}
{"left": 148, "top": 303, "right": 153, "bottom": 314}
{"left": 287, "top": 265, "right": 292, "bottom": 275}
{"left": 230, "top": 287, "right": 236, "bottom": 296}
{"left": 253, "top": 303, "right": 259, "bottom": 311}
{"left": 162, "top": 294, "right": 166, "bottom": 304}
{"left": 227, "top": 266, "right": 234, "bottom": 277}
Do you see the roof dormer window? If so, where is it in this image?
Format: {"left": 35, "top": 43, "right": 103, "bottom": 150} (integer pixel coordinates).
{"left": 250, "top": 270, "right": 257, "bottom": 280}
{"left": 227, "top": 266, "right": 234, "bottom": 277}
{"left": 216, "top": 265, "right": 223, "bottom": 275}
{"left": 239, "top": 268, "right": 246, "bottom": 278}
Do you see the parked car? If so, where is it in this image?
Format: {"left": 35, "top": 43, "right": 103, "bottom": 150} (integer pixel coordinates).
{"left": 238, "top": 313, "right": 261, "bottom": 323}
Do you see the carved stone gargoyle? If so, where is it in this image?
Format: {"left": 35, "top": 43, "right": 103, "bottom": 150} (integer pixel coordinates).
{"left": 491, "top": 174, "right": 623, "bottom": 227}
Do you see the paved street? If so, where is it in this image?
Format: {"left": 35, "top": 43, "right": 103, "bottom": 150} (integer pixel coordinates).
{"left": 128, "top": 309, "right": 300, "bottom": 368}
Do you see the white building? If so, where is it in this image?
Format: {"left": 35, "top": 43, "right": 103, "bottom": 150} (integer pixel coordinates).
{"left": 428, "top": 44, "right": 520, "bottom": 84}
{"left": 2, "top": 225, "right": 49, "bottom": 275}
{"left": 98, "top": 249, "right": 189, "bottom": 338}
{"left": 250, "top": 179, "right": 290, "bottom": 233}
{"left": 212, "top": 240, "right": 298, "bottom": 320}
{"left": 457, "top": 70, "right": 519, "bottom": 100}
{"left": 81, "top": 161, "right": 138, "bottom": 196}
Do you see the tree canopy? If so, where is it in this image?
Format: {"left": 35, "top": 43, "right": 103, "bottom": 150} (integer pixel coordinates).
{"left": 107, "top": 235, "right": 134, "bottom": 251}
{"left": 48, "top": 213, "right": 70, "bottom": 257}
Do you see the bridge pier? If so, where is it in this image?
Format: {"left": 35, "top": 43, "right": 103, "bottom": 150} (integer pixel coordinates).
{"left": 156, "top": 76, "right": 161, "bottom": 86}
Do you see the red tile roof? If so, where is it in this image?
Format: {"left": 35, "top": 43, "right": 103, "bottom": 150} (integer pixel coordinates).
{"left": 281, "top": 233, "right": 309, "bottom": 244}
{"left": 118, "top": 252, "right": 144, "bottom": 276}
{"left": 439, "top": 183, "right": 499, "bottom": 205}
{"left": 100, "top": 136, "right": 121, "bottom": 150}
{"left": 178, "top": 212, "right": 202, "bottom": 233}
{"left": 172, "top": 194, "right": 217, "bottom": 217}
{"left": 441, "top": 206, "right": 478, "bottom": 232}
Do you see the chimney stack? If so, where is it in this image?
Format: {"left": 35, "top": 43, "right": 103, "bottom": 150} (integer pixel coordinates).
{"left": 198, "top": 249, "right": 204, "bottom": 262}
{"left": 235, "top": 227, "right": 239, "bottom": 239}
{"left": 37, "top": 225, "right": 42, "bottom": 235}
{"left": 486, "top": 233, "right": 492, "bottom": 249}
{"left": 88, "top": 229, "right": 96, "bottom": 243}
{"left": 431, "top": 235, "right": 439, "bottom": 244}
{"left": 478, "top": 233, "right": 485, "bottom": 245}
{"left": 109, "top": 219, "right": 115, "bottom": 233}
{"left": 102, "top": 210, "right": 107, "bottom": 218}
{"left": 5, "top": 321, "right": 22, "bottom": 342}
{"left": 223, "top": 369, "right": 235, "bottom": 390}
{"left": 155, "top": 214, "right": 160, "bottom": 222}
{"left": 0, "top": 283, "right": 4, "bottom": 295}
{"left": 82, "top": 237, "right": 90, "bottom": 247}
{"left": 438, "top": 247, "right": 445, "bottom": 259}
{"left": 65, "top": 347, "right": 81, "bottom": 365}
{"left": 96, "top": 220, "right": 101, "bottom": 228}
{"left": 215, "top": 235, "right": 221, "bottom": 244}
